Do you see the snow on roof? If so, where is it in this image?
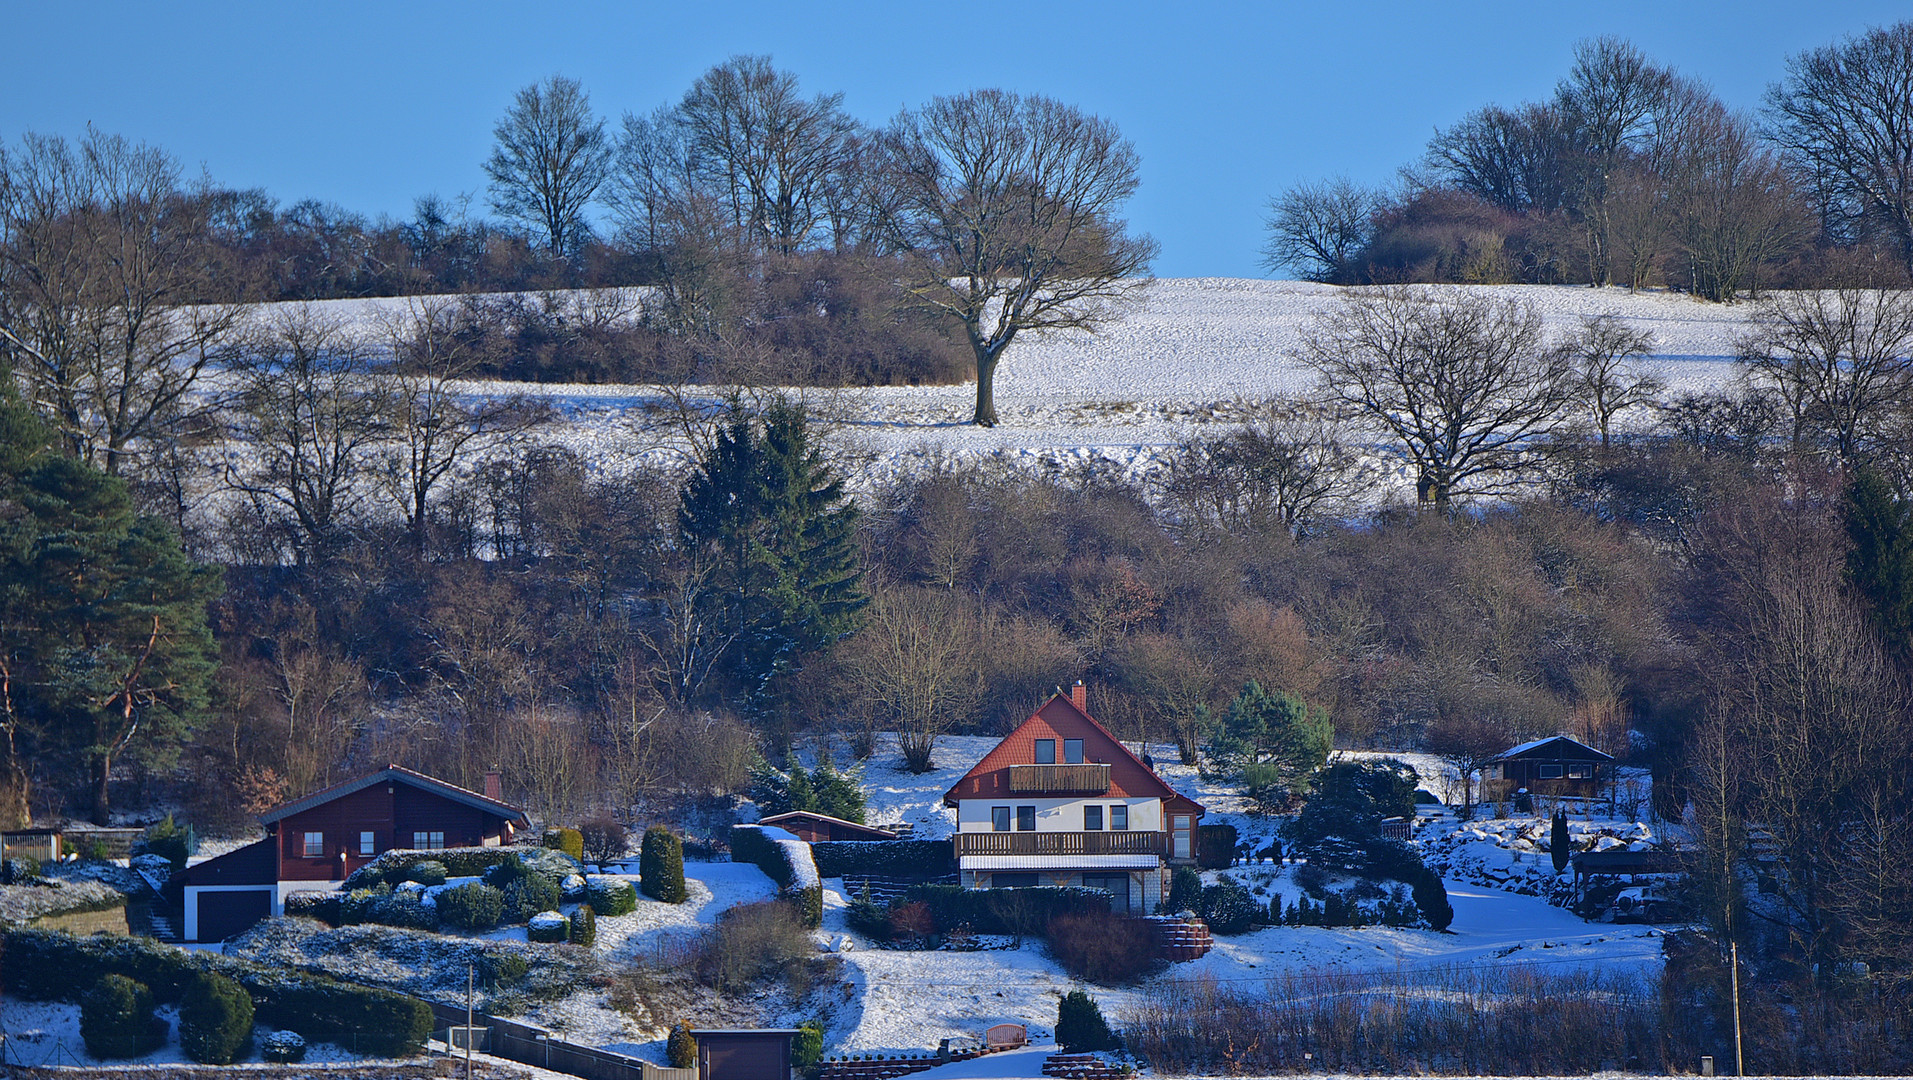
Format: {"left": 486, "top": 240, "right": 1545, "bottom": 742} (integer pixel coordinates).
{"left": 1490, "top": 735, "right": 1615, "bottom": 762}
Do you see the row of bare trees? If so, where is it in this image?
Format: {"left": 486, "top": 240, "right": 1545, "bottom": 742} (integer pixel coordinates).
{"left": 1269, "top": 25, "right": 1913, "bottom": 297}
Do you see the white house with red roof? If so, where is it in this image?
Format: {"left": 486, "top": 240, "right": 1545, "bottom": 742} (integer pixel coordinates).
{"left": 941, "top": 683, "right": 1204, "bottom": 914}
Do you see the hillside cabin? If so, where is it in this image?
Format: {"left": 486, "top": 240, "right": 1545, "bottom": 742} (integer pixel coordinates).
{"left": 756, "top": 810, "right": 896, "bottom": 843}
{"left": 1486, "top": 735, "right": 1615, "bottom": 798}
{"left": 172, "top": 764, "right": 527, "bottom": 942}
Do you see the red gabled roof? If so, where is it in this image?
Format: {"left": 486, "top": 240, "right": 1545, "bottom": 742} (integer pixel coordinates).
{"left": 258, "top": 764, "right": 529, "bottom": 826}
{"left": 942, "top": 693, "right": 1204, "bottom": 817}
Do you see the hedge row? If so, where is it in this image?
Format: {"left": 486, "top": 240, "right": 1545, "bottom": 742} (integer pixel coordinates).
{"left": 343, "top": 847, "right": 523, "bottom": 890}
{"left": 900, "top": 884, "right": 1113, "bottom": 936}
{"left": 730, "top": 825, "right": 822, "bottom": 927}
{"left": 1, "top": 928, "right": 434, "bottom": 1056}
{"left": 811, "top": 840, "right": 954, "bottom": 880}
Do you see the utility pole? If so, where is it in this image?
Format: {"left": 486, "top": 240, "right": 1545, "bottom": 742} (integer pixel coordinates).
{"left": 466, "top": 962, "right": 475, "bottom": 1080}
{"left": 1730, "top": 940, "right": 1744, "bottom": 1077}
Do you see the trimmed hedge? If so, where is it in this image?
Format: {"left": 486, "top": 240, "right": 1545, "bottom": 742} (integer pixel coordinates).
{"left": 544, "top": 828, "right": 584, "bottom": 861}
{"left": 730, "top": 825, "right": 822, "bottom": 928}
{"left": 569, "top": 904, "right": 597, "bottom": 947}
{"left": 585, "top": 876, "right": 638, "bottom": 917}
{"left": 437, "top": 882, "right": 505, "bottom": 931}
{"left": 811, "top": 840, "right": 954, "bottom": 879}
{"left": 405, "top": 860, "right": 448, "bottom": 887}
{"left": 902, "top": 884, "right": 1111, "bottom": 937}
{"left": 1198, "top": 823, "right": 1238, "bottom": 869}
{"left": 262, "top": 1030, "right": 307, "bottom": 1064}
{"left": 527, "top": 911, "right": 570, "bottom": 943}
{"left": 341, "top": 886, "right": 440, "bottom": 931}
{"left": 3, "top": 928, "right": 433, "bottom": 1058}
{"left": 283, "top": 890, "right": 341, "bottom": 925}
{"left": 344, "top": 847, "right": 523, "bottom": 889}
{"left": 640, "top": 826, "right": 686, "bottom": 903}
{"left": 81, "top": 974, "right": 164, "bottom": 1059}
{"left": 503, "top": 876, "right": 562, "bottom": 923}
{"left": 180, "top": 970, "right": 254, "bottom": 1064}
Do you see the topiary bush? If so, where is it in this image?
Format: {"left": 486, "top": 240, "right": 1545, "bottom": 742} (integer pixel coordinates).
{"left": 1201, "top": 880, "right": 1260, "bottom": 935}
{"left": 1197, "top": 823, "right": 1238, "bottom": 869}
{"left": 641, "top": 826, "right": 687, "bottom": 903}
{"left": 794, "top": 1019, "right": 824, "bottom": 1070}
{"left": 586, "top": 875, "right": 638, "bottom": 916}
{"left": 81, "top": 974, "right": 165, "bottom": 1059}
{"left": 1166, "top": 866, "right": 1203, "bottom": 914}
{"left": 1413, "top": 868, "right": 1454, "bottom": 931}
{"left": 668, "top": 1020, "right": 698, "bottom": 1068}
{"left": 503, "top": 875, "right": 562, "bottom": 923}
{"left": 1057, "top": 988, "right": 1119, "bottom": 1052}
{"left": 405, "top": 860, "right": 448, "bottom": 887}
{"left": 179, "top": 970, "right": 254, "bottom": 1065}
{"left": 527, "top": 911, "right": 570, "bottom": 943}
{"left": 261, "top": 1030, "right": 306, "bottom": 1064}
{"left": 437, "top": 881, "right": 506, "bottom": 931}
{"left": 569, "top": 903, "right": 597, "bottom": 947}
{"left": 544, "top": 827, "right": 585, "bottom": 861}
{"left": 283, "top": 890, "right": 341, "bottom": 925}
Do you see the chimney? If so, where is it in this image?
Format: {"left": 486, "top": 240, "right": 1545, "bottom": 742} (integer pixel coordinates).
{"left": 483, "top": 767, "right": 502, "bottom": 802}
{"left": 1071, "top": 680, "right": 1086, "bottom": 712}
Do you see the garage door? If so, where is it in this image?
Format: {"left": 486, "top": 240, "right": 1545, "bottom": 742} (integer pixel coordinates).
{"left": 703, "top": 1038, "right": 785, "bottom": 1080}
{"left": 196, "top": 890, "right": 272, "bottom": 941}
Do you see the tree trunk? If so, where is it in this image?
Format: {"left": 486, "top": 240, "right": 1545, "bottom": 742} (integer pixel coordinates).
{"left": 92, "top": 754, "right": 113, "bottom": 826}
{"left": 972, "top": 353, "right": 1000, "bottom": 427}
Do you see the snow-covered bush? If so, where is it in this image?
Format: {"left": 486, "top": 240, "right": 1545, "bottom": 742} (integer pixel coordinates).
{"left": 585, "top": 875, "right": 637, "bottom": 916}
{"left": 282, "top": 890, "right": 341, "bottom": 924}
{"left": 561, "top": 873, "right": 586, "bottom": 899}
{"left": 640, "top": 825, "right": 686, "bottom": 903}
{"left": 261, "top": 1030, "right": 306, "bottom": 1063}
{"left": 569, "top": 903, "right": 596, "bottom": 947}
{"left": 345, "top": 847, "right": 519, "bottom": 890}
{"left": 729, "top": 824, "right": 821, "bottom": 926}
{"left": 503, "top": 875, "right": 561, "bottom": 923}
{"left": 811, "top": 839, "right": 952, "bottom": 879}
{"left": 527, "top": 910, "right": 570, "bottom": 943}
{"left": 1058, "top": 989, "right": 1119, "bottom": 1052}
{"left": 341, "top": 884, "right": 439, "bottom": 930}
{"left": 1200, "top": 880, "right": 1260, "bottom": 935}
{"left": 543, "top": 827, "right": 584, "bottom": 861}
{"left": 436, "top": 881, "right": 505, "bottom": 931}
{"left": 81, "top": 974, "right": 164, "bottom": 1059}
{"left": 405, "top": 860, "right": 448, "bottom": 886}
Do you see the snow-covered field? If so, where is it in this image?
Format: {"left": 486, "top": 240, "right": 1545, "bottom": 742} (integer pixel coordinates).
{"left": 252, "top": 279, "right": 1757, "bottom": 496}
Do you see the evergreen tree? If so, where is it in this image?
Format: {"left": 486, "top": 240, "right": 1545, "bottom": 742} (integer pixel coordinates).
{"left": 1413, "top": 867, "right": 1454, "bottom": 931}
{"left": 1206, "top": 681, "right": 1332, "bottom": 806}
{"left": 0, "top": 396, "right": 220, "bottom": 824}
{"left": 678, "top": 396, "right": 866, "bottom": 716}
{"left": 1057, "top": 989, "right": 1118, "bottom": 1052}
{"left": 1844, "top": 466, "right": 1913, "bottom": 665}
{"left": 1550, "top": 809, "right": 1572, "bottom": 874}
{"left": 640, "top": 825, "right": 686, "bottom": 903}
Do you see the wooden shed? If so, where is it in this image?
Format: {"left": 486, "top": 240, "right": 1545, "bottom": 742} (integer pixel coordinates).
{"left": 757, "top": 811, "right": 895, "bottom": 843}
{"left": 691, "top": 1029, "right": 800, "bottom": 1080}
{"left": 1487, "top": 735, "right": 1615, "bottom": 798}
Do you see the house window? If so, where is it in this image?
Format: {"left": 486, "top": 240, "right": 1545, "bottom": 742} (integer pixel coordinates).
{"left": 1064, "top": 739, "right": 1084, "bottom": 764}
{"left": 1567, "top": 764, "right": 1594, "bottom": 780}
{"left": 1084, "top": 806, "right": 1103, "bottom": 831}
{"left": 1034, "top": 739, "right": 1056, "bottom": 764}
{"left": 992, "top": 872, "right": 1037, "bottom": 889}
{"left": 991, "top": 806, "right": 1010, "bottom": 832}
{"left": 358, "top": 831, "right": 376, "bottom": 856}
{"left": 302, "top": 831, "right": 325, "bottom": 858}
{"left": 1537, "top": 764, "right": 1565, "bottom": 780}
{"left": 413, "top": 831, "right": 446, "bottom": 850}
{"left": 1110, "top": 805, "right": 1128, "bottom": 830}
{"left": 1016, "top": 806, "right": 1036, "bottom": 831}
{"left": 1170, "top": 815, "right": 1192, "bottom": 859}
{"left": 1081, "top": 873, "right": 1131, "bottom": 911}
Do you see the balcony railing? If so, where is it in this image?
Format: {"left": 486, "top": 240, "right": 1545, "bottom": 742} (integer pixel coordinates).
{"left": 1007, "top": 764, "right": 1110, "bottom": 794}
{"left": 954, "top": 831, "right": 1163, "bottom": 857}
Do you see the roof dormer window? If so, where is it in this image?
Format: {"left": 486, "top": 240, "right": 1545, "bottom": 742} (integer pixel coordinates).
{"left": 1064, "top": 739, "right": 1084, "bottom": 764}
{"left": 1034, "top": 739, "right": 1056, "bottom": 764}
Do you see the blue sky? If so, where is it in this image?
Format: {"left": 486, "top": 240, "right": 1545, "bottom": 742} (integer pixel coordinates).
{"left": 4, "top": 2, "right": 1906, "bottom": 278}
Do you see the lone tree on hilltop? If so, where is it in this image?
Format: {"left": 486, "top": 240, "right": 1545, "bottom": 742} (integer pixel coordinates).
{"left": 486, "top": 75, "right": 613, "bottom": 257}
{"left": 882, "top": 89, "right": 1157, "bottom": 426}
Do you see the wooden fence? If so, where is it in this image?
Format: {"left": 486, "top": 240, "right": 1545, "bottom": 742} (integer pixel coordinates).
{"left": 428, "top": 1001, "right": 661, "bottom": 1080}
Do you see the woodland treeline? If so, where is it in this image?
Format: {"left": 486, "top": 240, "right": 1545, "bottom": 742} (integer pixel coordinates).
{"left": 1267, "top": 27, "right": 1913, "bottom": 299}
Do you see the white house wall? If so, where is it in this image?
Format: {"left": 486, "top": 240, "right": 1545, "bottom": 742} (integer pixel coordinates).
{"left": 953, "top": 796, "right": 1160, "bottom": 832}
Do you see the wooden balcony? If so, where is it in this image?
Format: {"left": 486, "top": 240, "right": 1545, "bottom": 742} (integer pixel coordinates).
{"left": 1007, "top": 764, "right": 1110, "bottom": 794}
{"left": 954, "top": 831, "right": 1163, "bottom": 857}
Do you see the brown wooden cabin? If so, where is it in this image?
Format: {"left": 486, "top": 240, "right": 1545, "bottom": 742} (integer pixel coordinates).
{"left": 757, "top": 810, "right": 896, "bottom": 843}
{"left": 1486, "top": 735, "right": 1615, "bottom": 799}
{"left": 690, "top": 1029, "right": 800, "bottom": 1080}
{"left": 174, "top": 764, "right": 527, "bottom": 942}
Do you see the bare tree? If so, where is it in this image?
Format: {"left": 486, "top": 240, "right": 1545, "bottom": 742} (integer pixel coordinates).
{"left": 1568, "top": 313, "right": 1663, "bottom": 446}
{"left": 1662, "top": 101, "right": 1806, "bottom": 301}
{"left": 882, "top": 89, "right": 1158, "bottom": 426}
{"left": 840, "top": 584, "right": 982, "bottom": 773}
{"left": 1298, "top": 287, "right": 1580, "bottom": 506}
{"left": 223, "top": 308, "right": 388, "bottom": 565}
{"left": 1425, "top": 102, "right": 1580, "bottom": 216}
{"left": 375, "top": 297, "right": 547, "bottom": 557}
{"left": 1555, "top": 37, "right": 1679, "bottom": 284}
{"left": 1737, "top": 287, "right": 1913, "bottom": 463}
{"left": 1160, "top": 405, "right": 1364, "bottom": 536}
{"left": 486, "top": 75, "right": 612, "bottom": 257}
{"left": 1261, "top": 178, "right": 1376, "bottom": 283}
{"left": 0, "top": 129, "right": 239, "bottom": 476}
{"left": 1765, "top": 22, "right": 1913, "bottom": 280}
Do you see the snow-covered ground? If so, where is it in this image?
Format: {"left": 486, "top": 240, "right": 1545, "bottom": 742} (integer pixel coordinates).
{"left": 0, "top": 995, "right": 369, "bottom": 1069}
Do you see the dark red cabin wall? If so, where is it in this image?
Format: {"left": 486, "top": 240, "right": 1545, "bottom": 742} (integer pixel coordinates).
{"left": 392, "top": 783, "right": 492, "bottom": 847}
{"left": 279, "top": 784, "right": 394, "bottom": 881}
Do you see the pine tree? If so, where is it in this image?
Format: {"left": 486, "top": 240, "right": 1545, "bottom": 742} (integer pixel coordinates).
{"left": 678, "top": 396, "right": 866, "bottom": 715}
{"left": 1206, "top": 681, "right": 1332, "bottom": 803}
{"left": 1413, "top": 868, "right": 1454, "bottom": 931}
{"left": 1844, "top": 466, "right": 1913, "bottom": 664}
{"left": 1056, "top": 989, "right": 1118, "bottom": 1052}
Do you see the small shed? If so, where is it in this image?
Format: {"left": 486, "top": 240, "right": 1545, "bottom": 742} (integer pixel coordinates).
{"left": 691, "top": 1029, "right": 800, "bottom": 1080}
{"left": 1487, "top": 735, "right": 1615, "bottom": 798}
{"left": 757, "top": 811, "right": 895, "bottom": 843}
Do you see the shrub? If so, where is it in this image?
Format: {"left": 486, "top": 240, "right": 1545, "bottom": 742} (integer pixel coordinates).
{"left": 586, "top": 875, "right": 639, "bottom": 916}
{"left": 180, "top": 971, "right": 254, "bottom": 1065}
{"left": 810, "top": 840, "right": 953, "bottom": 879}
{"left": 695, "top": 900, "right": 812, "bottom": 992}
{"left": 845, "top": 897, "right": 891, "bottom": 938}
{"left": 341, "top": 885, "right": 439, "bottom": 930}
{"left": 134, "top": 815, "right": 193, "bottom": 874}
{"left": 794, "top": 1019, "right": 825, "bottom": 1069}
{"left": 544, "top": 827, "right": 585, "bottom": 861}
{"left": 0, "top": 854, "right": 41, "bottom": 884}
{"left": 81, "top": 974, "right": 163, "bottom": 1059}
{"left": 437, "top": 882, "right": 506, "bottom": 931}
{"left": 668, "top": 1020, "right": 699, "bottom": 1069}
{"left": 1048, "top": 913, "right": 1167, "bottom": 984}
{"left": 887, "top": 900, "right": 936, "bottom": 944}
{"left": 1057, "top": 989, "right": 1118, "bottom": 1052}
{"left": 282, "top": 890, "right": 341, "bottom": 925}
{"left": 1413, "top": 869, "right": 1454, "bottom": 931}
{"left": 1197, "top": 823, "right": 1238, "bottom": 869}
{"left": 503, "top": 875, "right": 562, "bottom": 923}
{"left": 580, "top": 816, "right": 628, "bottom": 864}
{"left": 261, "top": 1030, "right": 306, "bottom": 1064}
{"left": 569, "top": 903, "right": 597, "bottom": 947}
{"left": 518, "top": 846, "right": 585, "bottom": 887}
{"left": 1201, "top": 881, "right": 1259, "bottom": 935}
{"left": 527, "top": 911, "right": 570, "bottom": 943}
{"left": 641, "top": 826, "right": 687, "bottom": 903}
{"left": 901, "top": 884, "right": 1111, "bottom": 938}
{"left": 345, "top": 847, "right": 520, "bottom": 889}
{"left": 405, "top": 860, "right": 448, "bottom": 887}
{"left": 1166, "top": 867, "right": 1202, "bottom": 914}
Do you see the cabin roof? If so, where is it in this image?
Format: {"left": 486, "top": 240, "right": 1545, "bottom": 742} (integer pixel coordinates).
{"left": 1489, "top": 735, "right": 1616, "bottom": 763}
{"left": 258, "top": 764, "right": 529, "bottom": 826}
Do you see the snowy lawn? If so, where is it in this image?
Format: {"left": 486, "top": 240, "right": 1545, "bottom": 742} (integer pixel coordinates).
{"left": 0, "top": 994, "right": 371, "bottom": 1068}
